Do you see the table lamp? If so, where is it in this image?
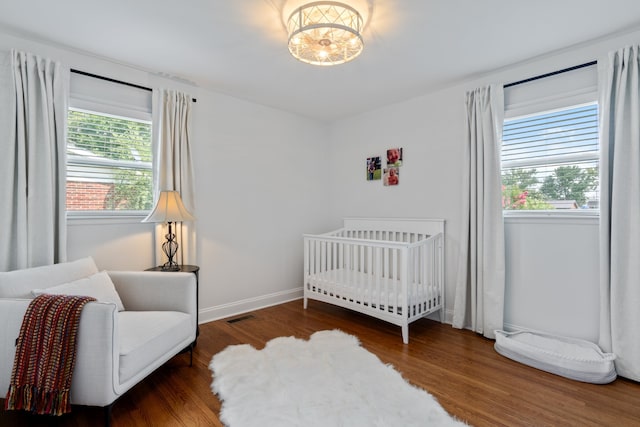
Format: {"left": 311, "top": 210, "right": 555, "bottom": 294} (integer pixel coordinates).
{"left": 143, "top": 190, "right": 195, "bottom": 271}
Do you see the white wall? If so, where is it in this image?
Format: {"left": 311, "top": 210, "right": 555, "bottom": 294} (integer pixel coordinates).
{"left": 504, "top": 216, "right": 599, "bottom": 341}
{"left": 67, "top": 218, "right": 156, "bottom": 270}
{"left": 326, "top": 27, "right": 640, "bottom": 341}
{"left": 1, "top": 28, "right": 332, "bottom": 322}
{"left": 191, "top": 90, "right": 331, "bottom": 321}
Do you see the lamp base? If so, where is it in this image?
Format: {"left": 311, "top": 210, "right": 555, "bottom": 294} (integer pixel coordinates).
{"left": 161, "top": 222, "right": 180, "bottom": 271}
{"left": 161, "top": 262, "right": 181, "bottom": 271}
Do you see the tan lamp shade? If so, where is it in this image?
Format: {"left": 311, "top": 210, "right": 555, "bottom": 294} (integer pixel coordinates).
{"left": 143, "top": 190, "right": 195, "bottom": 223}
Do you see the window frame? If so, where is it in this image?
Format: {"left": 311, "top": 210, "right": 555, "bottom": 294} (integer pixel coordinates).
{"left": 501, "top": 101, "right": 600, "bottom": 217}
{"left": 66, "top": 107, "right": 153, "bottom": 220}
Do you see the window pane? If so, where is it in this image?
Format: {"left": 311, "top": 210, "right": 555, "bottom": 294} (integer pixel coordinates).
{"left": 501, "top": 104, "right": 599, "bottom": 211}
{"left": 67, "top": 109, "right": 152, "bottom": 211}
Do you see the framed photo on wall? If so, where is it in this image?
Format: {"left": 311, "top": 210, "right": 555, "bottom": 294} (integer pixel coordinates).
{"left": 366, "top": 156, "right": 381, "bottom": 181}
{"left": 386, "top": 148, "right": 403, "bottom": 167}
{"left": 383, "top": 167, "right": 399, "bottom": 186}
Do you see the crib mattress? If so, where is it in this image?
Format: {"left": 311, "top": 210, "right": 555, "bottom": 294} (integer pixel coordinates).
{"left": 494, "top": 330, "right": 617, "bottom": 384}
{"left": 306, "top": 269, "right": 440, "bottom": 309}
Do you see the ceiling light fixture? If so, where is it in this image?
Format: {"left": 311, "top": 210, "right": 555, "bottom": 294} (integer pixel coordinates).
{"left": 287, "top": 1, "right": 364, "bottom": 66}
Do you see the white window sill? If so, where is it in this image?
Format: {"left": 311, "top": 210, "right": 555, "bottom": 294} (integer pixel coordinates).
{"left": 67, "top": 211, "right": 150, "bottom": 226}
{"left": 504, "top": 210, "right": 599, "bottom": 225}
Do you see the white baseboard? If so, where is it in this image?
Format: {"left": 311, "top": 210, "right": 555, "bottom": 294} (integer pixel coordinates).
{"left": 503, "top": 322, "right": 529, "bottom": 333}
{"left": 199, "top": 287, "right": 303, "bottom": 324}
{"left": 200, "top": 290, "right": 455, "bottom": 328}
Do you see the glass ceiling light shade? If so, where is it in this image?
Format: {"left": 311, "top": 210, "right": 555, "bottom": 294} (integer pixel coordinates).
{"left": 287, "top": 1, "right": 364, "bottom": 66}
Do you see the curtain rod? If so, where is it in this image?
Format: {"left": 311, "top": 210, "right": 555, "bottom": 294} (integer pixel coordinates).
{"left": 503, "top": 60, "right": 597, "bottom": 89}
{"left": 70, "top": 69, "right": 197, "bottom": 102}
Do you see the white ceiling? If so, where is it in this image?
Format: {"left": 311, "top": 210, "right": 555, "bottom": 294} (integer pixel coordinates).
{"left": 2, "top": 0, "right": 640, "bottom": 121}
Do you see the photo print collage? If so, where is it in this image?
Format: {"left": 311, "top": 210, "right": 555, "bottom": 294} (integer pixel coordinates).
{"left": 366, "top": 148, "right": 403, "bottom": 186}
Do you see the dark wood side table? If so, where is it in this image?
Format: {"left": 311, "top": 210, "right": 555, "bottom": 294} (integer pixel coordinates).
{"left": 145, "top": 265, "right": 200, "bottom": 344}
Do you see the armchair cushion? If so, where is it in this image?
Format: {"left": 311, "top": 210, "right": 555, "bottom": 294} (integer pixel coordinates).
{"left": 32, "top": 271, "right": 125, "bottom": 311}
{"left": 0, "top": 257, "right": 98, "bottom": 298}
{"left": 118, "top": 311, "right": 192, "bottom": 383}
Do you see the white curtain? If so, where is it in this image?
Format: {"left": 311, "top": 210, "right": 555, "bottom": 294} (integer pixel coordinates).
{"left": 0, "top": 50, "right": 68, "bottom": 271}
{"left": 599, "top": 45, "right": 640, "bottom": 381}
{"left": 452, "top": 84, "right": 505, "bottom": 339}
{"left": 151, "top": 89, "right": 196, "bottom": 266}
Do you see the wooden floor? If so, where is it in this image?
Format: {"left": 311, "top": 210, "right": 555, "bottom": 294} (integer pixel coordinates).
{"left": 2, "top": 299, "right": 640, "bottom": 426}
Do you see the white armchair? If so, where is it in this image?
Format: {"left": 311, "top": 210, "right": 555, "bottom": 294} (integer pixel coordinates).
{"left": 0, "top": 257, "right": 197, "bottom": 424}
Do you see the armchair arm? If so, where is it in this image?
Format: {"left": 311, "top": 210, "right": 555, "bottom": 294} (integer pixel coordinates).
{"left": 107, "top": 271, "right": 196, "bottom": 315}
{"left": 0, "top": 298, "right": 120, "bottom": 407}
{"left": 0, "top": 299, "right": 32, "bottom": 393}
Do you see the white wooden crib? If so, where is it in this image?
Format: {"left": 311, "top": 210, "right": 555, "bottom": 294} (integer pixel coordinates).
{"left": 303, "top": 218, "right": 445, "bottom": 344}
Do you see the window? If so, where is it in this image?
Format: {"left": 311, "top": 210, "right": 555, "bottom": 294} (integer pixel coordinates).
{"left": 67, "top": 109, "right": 152, "bottom": 212}
{"left": 501, "top": 103, "right": 599, "bottom": 211}
{"left": 67, "top": 71, "right": 153, "bottom": 215}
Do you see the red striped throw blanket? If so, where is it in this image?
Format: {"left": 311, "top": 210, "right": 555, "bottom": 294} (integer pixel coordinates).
{"left": 4, "top": 294, "right": 95, "bottom": 415}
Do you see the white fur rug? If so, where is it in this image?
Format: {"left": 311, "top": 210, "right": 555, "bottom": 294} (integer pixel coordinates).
{"left": 210, "top": 330, "right": 467, "bottom": 427}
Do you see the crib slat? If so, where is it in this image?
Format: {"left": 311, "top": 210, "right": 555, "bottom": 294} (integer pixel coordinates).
{"left": 304, "top": 237, "right": 309, "bottom": 290}
{"left": 416, "top": 246, "right": 420, "bottom": 315}
{"left": 423, "top": 240, "right": 429, "bottom": 311}
{"left": 431, "top": 238, "right": 437, "bottom": 308}
{"left": 366, "top": 245, "right": 372, "bottom": 305}
{"left": 332, "top": 241, "right": 337, "bottom": 272}
{"left": 424, "top": 243, "right": 429, "bottom": 311}
{"left": 433, "top": 238, "right": 438, "bottom": 306}
{"left": 338, "top": 240, "right": 343, "bottom": 293}
{"left": 320, "top": 242, "right": 327, "bottom": 271}
{"left": 385, "top": 247, "right": 389, "bottom": 310}
{"left": 427, "top": 238, "right": 431, "bottom": 308}
{"left": 384, "top": 247, "right": 390, "bottom": 313}
{"left": 436, "top": 238, "right": 440, "bottom": 306}
{"left": 400, "top": 247, "right": 409, "bottom": 318}
{"left": 375, "top": 246, "right": 381, "bottom": 310}
{"left": 391, "top": 248, "right": 398, "bottom": 314}
{"left": 310, "top": 239, "right": 316, "bottom": 276}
